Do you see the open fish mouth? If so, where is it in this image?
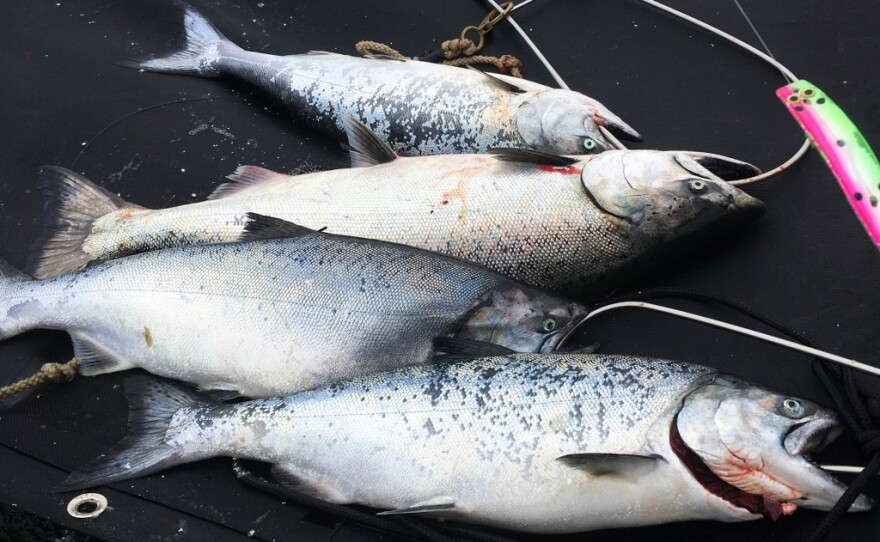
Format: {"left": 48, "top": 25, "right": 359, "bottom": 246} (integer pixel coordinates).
{"left": 670, "top": 414, "right": 873, "bottom": 519}
{"left": 784, "top": 417, "right": 841, "bottom": 457}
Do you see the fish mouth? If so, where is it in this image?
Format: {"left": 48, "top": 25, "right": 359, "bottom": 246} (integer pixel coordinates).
{"left": 784, "top": 417, "right": 841, "bottom": 457}
{"left": 670, "top": 414, "right": 873, "bottom": 519}
{"left": 727, "top": 189, "right": 766, "bottom": 218}
{"left": 590, "top": 108, "right": 643, "bottom": 142}
{"left": 554, "top": 313, "right": 592, "bottom": 351}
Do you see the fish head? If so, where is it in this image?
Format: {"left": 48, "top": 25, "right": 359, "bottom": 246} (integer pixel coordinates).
{"left": 516, "top": 89, "right": 641, "bottom": 154}
{"left": 580, "top": 150, "right": 765, "bottom": 239}
{"left": 456, "top": 286, "right": 588, "bottom": 353}
{"left": 675, "top": 376, "right": 874, "bottom": 519}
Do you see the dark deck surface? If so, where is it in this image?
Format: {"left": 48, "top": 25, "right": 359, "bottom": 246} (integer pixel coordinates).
{"left": 1, "top": 1, "right": 878, "bottom": 541}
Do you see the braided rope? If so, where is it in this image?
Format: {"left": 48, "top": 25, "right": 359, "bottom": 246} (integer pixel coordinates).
{"left": 354, "top": 40, "right": 523, "bottom": 78}
{"left": 0, "top": 358, "right": 80, "bottom": 399}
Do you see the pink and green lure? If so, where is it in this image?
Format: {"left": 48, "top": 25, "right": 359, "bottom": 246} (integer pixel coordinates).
{"left": 777, "top": 80, "right": 880, "bottom": 248}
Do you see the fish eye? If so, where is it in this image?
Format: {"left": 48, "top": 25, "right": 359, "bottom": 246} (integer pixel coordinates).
{"left": 542, "top": 318, "right": 558, "bottom": 332}
{"left": 583, "top": 139, "right": 597, "bottom": 151}
{"left": 688, "top": 179, "right": 708, "bottom": 194}
{"left": 781, "top": 398, "right": 806, "bottom": 418}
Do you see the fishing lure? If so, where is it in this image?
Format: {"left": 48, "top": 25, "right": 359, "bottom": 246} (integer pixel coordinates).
{"left": 777, "top": 80, "right": 880, "bottom": 247}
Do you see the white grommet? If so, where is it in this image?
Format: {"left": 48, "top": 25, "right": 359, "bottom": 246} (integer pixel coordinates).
{"left": 67, "top": 493, "right": 108, "bottom": 519}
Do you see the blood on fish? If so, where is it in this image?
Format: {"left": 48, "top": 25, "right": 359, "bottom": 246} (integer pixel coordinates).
{"left": 538, "top": 165, "right": 580, "bottom": 175}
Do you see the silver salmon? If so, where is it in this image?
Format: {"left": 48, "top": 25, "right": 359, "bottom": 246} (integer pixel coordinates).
{"left": 58, "top": 346, "right": 873, "bottom": 532}
{"left": 33, "top": 121, "right": 764, "bottom": 298}
{"left": 0, "top": 218, "right": 585, "bottom": 397}
{"left": 128, "top": 1, "right": 640, "bottom": 154}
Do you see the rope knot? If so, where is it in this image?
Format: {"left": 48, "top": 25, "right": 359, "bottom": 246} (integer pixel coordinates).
{"left": 496, "top": 55, "right": 523, "bottom": 77}
{"left": 41, "top": 361, "right": 78, "bottom": 383}
{"left": 441, "top": 38, "right": 478, "bottom": 59}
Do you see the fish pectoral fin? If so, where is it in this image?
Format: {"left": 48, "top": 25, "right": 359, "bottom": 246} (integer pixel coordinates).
{"left": 376, "top": 497, "right": 456, "bottom": 516}
{"left": 71, "top": 333, "right": 135, "bottom": 376}
{"left": 208, "top": 165, "right": 289, "bottom": 200}
{"left": 239, "top": 213, "right": 321, "bottom": 242}
{"left": 431, "top": 337, "right": 516, "bottom": 364}
{"left": 488, "top": 148, "right": 579, "bottom": 168}
{"left": 197, "top": 387, "right": 243, "bottom": 402}
{"left": 342, "top": 117, "right": 398, "bottom": 168}
{"left": 556, "top": 453, "right": 665, "bottom": 482}
{"left": 270, "top": 466, "right": 354, "bottom": 504}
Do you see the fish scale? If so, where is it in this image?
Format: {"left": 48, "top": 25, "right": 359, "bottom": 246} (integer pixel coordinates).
{"left": 37, "top": 146, "right": 764, "bottom": 297}
{"left": 130, "top": 2, "right": 642, "bottom": 155}
{"left": 60, "top": 353, "right": 874, "bottom": 531}
{"left": 1, "top": 229, "right": 585, "bottom": 396}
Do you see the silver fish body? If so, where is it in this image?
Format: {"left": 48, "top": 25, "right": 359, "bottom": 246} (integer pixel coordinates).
{"left": 131, "top": 2, "right": 640, "bottom": 154}
{"left": 59, "top": 353, "right": 873, "bottom": 532}
{"left": 35, "top": 144, "right": 764, "bottom": 298}
{"left": 0, "top": 228, "right": 584, "bottom": 396}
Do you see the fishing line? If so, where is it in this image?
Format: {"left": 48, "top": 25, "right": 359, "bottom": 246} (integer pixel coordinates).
{"left": 492, "top": 0, "right": 813, "bottom": 181}
{"left": 557, "top": 301, "right": 880, "bottom": 378}
{"left": 71, "top": 95, "right": 227, "bottom": 168}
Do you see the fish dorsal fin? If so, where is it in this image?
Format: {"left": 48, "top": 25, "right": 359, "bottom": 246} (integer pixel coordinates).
{"left": 363, "top": 54, "right": 408, "bottom": 62}
{"left": 342, "top": 117, "right": 398, "bottom": 168}
{"left": 488, "top": 148, "right": 579, "bottom": 167}
{"left": 557, "top": 453, "right": 665, "bottom": 482}
{"left": 432, "top": 337, "right": 516, "bottom": 364}
{"left": 376, "top": 497, "right": 456, "bottom": 516}
{"left": 208, "top": 165, "right": 289, "bottom": 200}
{"left": 240, "top": 213, "right": 319, "bottom": 242}
{"left": 466, "top": 65, "right": 528, "bottom": 94}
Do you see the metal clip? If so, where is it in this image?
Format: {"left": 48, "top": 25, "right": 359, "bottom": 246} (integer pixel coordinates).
{"left": 460, "top": 1, "right": 514, "bottom": 52}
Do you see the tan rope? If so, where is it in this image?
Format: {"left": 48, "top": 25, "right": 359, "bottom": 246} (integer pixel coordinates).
{"left": 444, "top": 54, "right": 523, "bottom": 78}
{"left": 354, "top": 40, "right": 412, "bottom": 60}
{"left": 0, "top": 358, "right": 80, "bottom": 399}
{"left": 354, "top": 40, "right": 524, "bottom": 78}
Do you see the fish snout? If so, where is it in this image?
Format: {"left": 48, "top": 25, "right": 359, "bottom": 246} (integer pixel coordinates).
{"left": 589, "top": 104, "right": 642, "bottom": 142}
{"left": 726, "top": 187, "right": 765, "bottom": 218}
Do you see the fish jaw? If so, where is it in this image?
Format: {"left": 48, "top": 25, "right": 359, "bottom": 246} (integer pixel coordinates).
{"left": 583, "top": 95, "right": 643, "bottom": 142}
{"left": 676, "top": 378, "right": 874, "bottom": 519}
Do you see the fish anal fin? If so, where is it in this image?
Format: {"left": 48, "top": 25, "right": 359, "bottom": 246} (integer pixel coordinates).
{"left": 208, "top": 165, "right": 289, "bottom": 200}
{"left": 488, "top": 148, "right": 579, "bottom": 168}
{"left": 71, "top": 333, "right": 136, "bottom": 376}
{"left": 556, "top": 453, "right": 664, "bottom": 482}
{"left": 239, "top": 213, "right": 319, "bottom": 242}
{"left": 376, "top": 497, "right": 456, "bottom": 516}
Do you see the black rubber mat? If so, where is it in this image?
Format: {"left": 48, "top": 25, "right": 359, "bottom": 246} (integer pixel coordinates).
{"left": 1, "top": 1, "right": 878, "bottom": 541}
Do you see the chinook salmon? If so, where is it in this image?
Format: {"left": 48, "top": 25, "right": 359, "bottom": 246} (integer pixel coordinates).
{"left": 0, "top": 217, "right": 586, "bottom": 397}
{"left": 127, "top": 1, "right": 640, "bottom": 155}
{"left": 58, "top": 343, "right": 873, "bottom": 532}
{"left": 33, "top": 121, "right": 764, "bottom": 297}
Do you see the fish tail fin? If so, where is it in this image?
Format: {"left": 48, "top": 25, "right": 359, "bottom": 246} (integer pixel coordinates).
{"left": 56, "top": 376, "right": 212, "bottom": 492}
{"left": 123, "top": 1, "right": 231, "bottom": 76}
{"left": 32, "top": 166, "right": 142, "bottom": 279}
{"left": 0, "top": 258, "right": 34, "bottom": 341}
